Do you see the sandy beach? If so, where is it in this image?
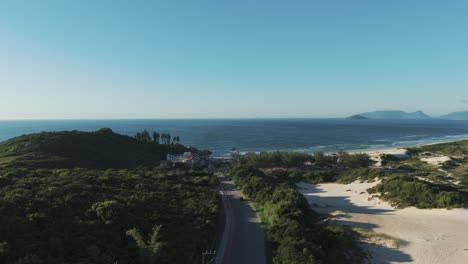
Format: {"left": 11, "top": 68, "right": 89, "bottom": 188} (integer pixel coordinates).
{"left": 297, "top": 181, "right": 468, "bottom": 264}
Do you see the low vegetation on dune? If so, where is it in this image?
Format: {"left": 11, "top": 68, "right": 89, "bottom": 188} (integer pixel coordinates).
{"left": 239, "top": 144, "right": 468, "bottom": 209}
{"left": 368, "top": 175, "right": 468, "bottom": 209}
{"left": 0, "top": 129, "right": 222, "bottom": 264}
{"left": 235, "top": 150, "right": 382, "bottom": 184}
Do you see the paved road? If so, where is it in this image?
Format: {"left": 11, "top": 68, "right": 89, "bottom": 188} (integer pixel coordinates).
{"left": 215, "top": 173, "right": 266, "bottom": 264}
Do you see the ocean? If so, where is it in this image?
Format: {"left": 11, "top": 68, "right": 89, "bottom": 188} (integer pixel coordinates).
{"left": 1, "top": 119, "right": 468, "bottom": 157}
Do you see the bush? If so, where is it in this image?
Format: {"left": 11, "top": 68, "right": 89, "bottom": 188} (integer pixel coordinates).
{"left": 337, "top": 168, "right": 383, "bottom": 184}
{"left": 368, "top": 175, "right": 467, "bottom": 208}
{"left": 337, "top": 152, "right": 374, "bottom": 168}
{"left": 380, "top": 154, "right": 407, "bottom": 166}
{"left": 0, "top": 167, "right": 221, "bottom": 264}
{"left": 237, "top": 151, "right": 313, "bottom": 168}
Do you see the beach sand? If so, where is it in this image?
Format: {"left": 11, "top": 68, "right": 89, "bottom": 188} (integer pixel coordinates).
{"left": 297, "top": 181, "right": 468, "bottom": 264}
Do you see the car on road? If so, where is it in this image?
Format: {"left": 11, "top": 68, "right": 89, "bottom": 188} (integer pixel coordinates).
{"left": 239, "top": 196, "right": 244, "bottom": 201}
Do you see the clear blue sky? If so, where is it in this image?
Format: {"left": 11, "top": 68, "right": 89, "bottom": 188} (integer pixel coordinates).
{"left": 1, "top": 0, "right": 467, "bottom": 119}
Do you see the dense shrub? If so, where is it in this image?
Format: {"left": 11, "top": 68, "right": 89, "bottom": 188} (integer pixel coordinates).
{"left": 237, "top": 151, "right": 313, "bottom": 168}
{"left": 0, "top": 167, "right": 221, "bottom": 264}
{"left": 380, "top": 154, "right": 407, "bottom": 166}
{"left": 368, "top": 175, "right": 467, "bottom": 208}
{"left": 337, "top": 152, "right": 374, "bottom": 168}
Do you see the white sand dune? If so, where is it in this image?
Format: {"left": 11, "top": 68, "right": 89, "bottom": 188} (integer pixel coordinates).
{"left": 297, "top": 181, "right": 468, "bottom": 264}
{"left": 350, "top": 148, "right": 409, "bottom": 166}
{"left": 421, "top": 156, "right": 452, "bottom": 166}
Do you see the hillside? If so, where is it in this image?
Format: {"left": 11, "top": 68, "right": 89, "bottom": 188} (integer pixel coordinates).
{"left": 0, "top": 128, "right": 167, "bottom": 168}
{"left": 356, "top": 110, "right": 431, "bottom": 119}
{"left": 0, "top": 129, "right": 222, "bottom": 264}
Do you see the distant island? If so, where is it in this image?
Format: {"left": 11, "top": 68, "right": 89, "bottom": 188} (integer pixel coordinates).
{"left": 346, "top": 114, "right": 369, "bottom": 120}
{"left": 353, "top": 110, "right": 430, "bottom": 119}
{"left": 440, "top": 111, "right": 468, "bottom": 120}
{"left": 347, "top": 110, "right": 468, "bottom": 120}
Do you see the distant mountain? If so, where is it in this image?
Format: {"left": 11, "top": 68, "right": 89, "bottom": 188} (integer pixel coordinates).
{"left": 356, "top": 110, "right": 431, "bottom": 119}
{"left": 346, "top": 114, "right": 369, "bottom": 120}
{"left": 440, "top": 111, "right": 468, "bottom": 120}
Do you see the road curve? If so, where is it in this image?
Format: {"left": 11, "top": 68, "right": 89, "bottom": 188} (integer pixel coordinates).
{"left": 215, "top": 173, "right": 266, "bottom": 264}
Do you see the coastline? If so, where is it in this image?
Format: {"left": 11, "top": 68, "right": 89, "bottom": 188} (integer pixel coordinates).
{"left": 346, "top": 136, "right": 468, "bottom": 156}
{"left": 228, "top": 136, "right": 468, "bottom": 158}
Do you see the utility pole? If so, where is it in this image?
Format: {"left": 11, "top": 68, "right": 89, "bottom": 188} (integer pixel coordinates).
{"left": 202, "top": 250, "right": 217, "bottom": 264}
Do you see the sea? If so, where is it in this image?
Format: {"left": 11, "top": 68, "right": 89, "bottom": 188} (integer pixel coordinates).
{"left": 1, "top": 119, "right": 468, "bottom": 157}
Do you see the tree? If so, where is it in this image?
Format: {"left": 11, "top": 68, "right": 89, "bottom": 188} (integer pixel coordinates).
{"left": 135, "top": 130, "right": 152, "bottom": 143}
{"left": 153, "top": 131, "right": 160, "bottom": 144}
{"left": 135, "top": 132, "right": 142, "bottom": 142}
{"left": 91, "top": 200, "right": 123, "bottom": 224}
{"left": 141, "top": 130, "right": 152, "bottom": 143}
{"left": 126, "top": 226, "right": 165, "bottom": 264}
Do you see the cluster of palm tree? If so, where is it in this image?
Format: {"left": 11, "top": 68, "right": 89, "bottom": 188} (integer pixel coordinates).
{"left": 134, "top": 130, "right": 180, "bottom": 145}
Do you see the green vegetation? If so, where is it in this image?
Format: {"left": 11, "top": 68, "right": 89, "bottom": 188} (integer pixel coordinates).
{"left": 0, "top": 129, "right": 194, "bottom": 169}
{"left": 224, "top": 140, "right": 468, "bottom": 263}
{"left": 232, "top": 151, "right": 313, "bottom": 168}
{"left": 335, "top": 168, "right": 383, "bottom": 184}
{"left": 134, "top": 130, "right": 180, "bottom": 145}
{"left": 336, "top": 151, "right": 374, "bottom": 168}
{"left": 227, "top": 142, "right": 468, "bottom": 263}
{"left": 0, "top": 130, "right": 222, "bottom": 264}
{"left": 0, "top": 129, "right": 167, "bottom": 168}
{"left": 234, "top": 151, "right": 373, "bottom": 170}
{"left": 0, "top": 167, "right": 221, "bottom": 264}
{"left": 380, "top": 153, "right": 407, "bottom": 166}
{"left": 393, "top": 157, "right": 438, "bottom": 175}
{"left": 229, "top": 166, "right": 365, "bottom": 264}
{"left": 368, "top": 175, "right": 468, "bottom": 209}
{"left": 270, "top": 167, "right": 383, "bottom": 184}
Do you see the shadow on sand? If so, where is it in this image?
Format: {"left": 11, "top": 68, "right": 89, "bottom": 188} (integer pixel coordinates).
{"left": 298, "top": 183, "right": 413, "bottom": 263}
{"left": 298, "top": 183, "right": 395, "bottom": 215}
{"left": 366, "top": 244, "right": 413, "bottom": 263}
